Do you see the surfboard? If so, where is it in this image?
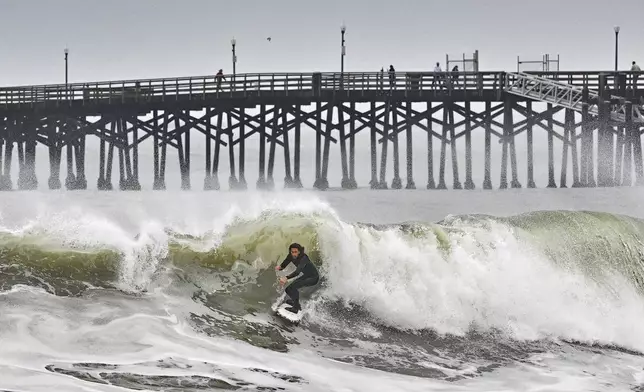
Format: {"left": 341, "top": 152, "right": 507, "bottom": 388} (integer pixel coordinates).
{"left": 271, "top": 293, "right": 303, "bottom": 323}
{"left": 271, "top": 292, "right": 287, "bottom": 313}
{"left": 275, "top": 302, "right": 303, "bottom": 323}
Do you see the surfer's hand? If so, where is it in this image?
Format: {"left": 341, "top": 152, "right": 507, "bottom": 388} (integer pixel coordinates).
{"left": 275, "top": 266, "right": 281, "bottom": 271}
{"left": 279, "top": 277, "right": 287, "bottom": 285}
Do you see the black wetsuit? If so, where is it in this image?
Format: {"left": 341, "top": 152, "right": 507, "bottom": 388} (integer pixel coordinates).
{"left": 280, "top": 253, "right": 319, "bottom": 309}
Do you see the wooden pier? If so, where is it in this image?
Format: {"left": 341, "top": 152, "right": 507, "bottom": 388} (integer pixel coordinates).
{"left": 0, "top": 70, "right": 641, "bottom": 191}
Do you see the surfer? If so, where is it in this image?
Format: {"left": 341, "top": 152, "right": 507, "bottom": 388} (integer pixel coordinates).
{"left": 275, "top": 243, "right": 319, "bottom": 314}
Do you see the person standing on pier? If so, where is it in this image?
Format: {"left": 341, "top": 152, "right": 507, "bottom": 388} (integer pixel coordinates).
{"left": 216, "top": 69, "right": 226, "bottom": 92}
{"left": 388, "top": 65, "right": 396, "bottom": 89}
{"left": 379, "top": 67, "right": 384, "bottom": 93}
{"left": 433, "top": 62, "right": 443, "bottom": 89}
{"left": 631, "top": 61, "right": 641, "bottom": 89}
{"left": 451, "top": 65, "right": 459, "bottom": 87}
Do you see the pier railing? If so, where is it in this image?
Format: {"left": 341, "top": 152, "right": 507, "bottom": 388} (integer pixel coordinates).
{"left": 0, "top": 71, "right": 641, "bottom": 108}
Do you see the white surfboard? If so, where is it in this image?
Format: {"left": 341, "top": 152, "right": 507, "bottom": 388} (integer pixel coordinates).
{"left": 275, "top": 302, "right": 304, "bottom": 323}
{"left": 270, "top": 293, "right": 303, "bottom": 323}
{"left": 271, "top": 292, "right": 287, "bottom": 313}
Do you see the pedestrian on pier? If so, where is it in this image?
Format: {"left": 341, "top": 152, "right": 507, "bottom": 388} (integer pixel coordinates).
{"left": 134, "top": 81, "right": 141, "bottom": 100}
{"left": 631, "top": 61, "right": 641, "bottom": 89}
{"left": 216, "top": 69, "right": 226, "bottom": 92}
{"left": 433, "top": 62, "right": 443, "bottom": 89}
{"left": 379, "top": 67, "right": 384, "bottom": 93}
{"left": 388, "top": 65, "right": 396, "bottom": 88}
{"left": 83, "top": 83, "right": 90, "bottom": 101}
{"left": 451, "top": 65, "right": 459, "bottom": 87}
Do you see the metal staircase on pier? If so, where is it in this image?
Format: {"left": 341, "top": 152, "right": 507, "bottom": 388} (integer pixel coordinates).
{"left": 504, "top": 72, "right": 644, "bottom": 124}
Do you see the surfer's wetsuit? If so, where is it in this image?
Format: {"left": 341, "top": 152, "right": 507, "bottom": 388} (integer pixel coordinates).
{"left": 279, "top": 244, "right": 319, "bottom": 313}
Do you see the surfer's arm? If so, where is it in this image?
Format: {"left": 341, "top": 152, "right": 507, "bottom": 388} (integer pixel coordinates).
{"left": 286, "top": 256, "right": 309, "bottom": 279}
{"left": 277, "top": 256, "right": 291, "bottom": 271}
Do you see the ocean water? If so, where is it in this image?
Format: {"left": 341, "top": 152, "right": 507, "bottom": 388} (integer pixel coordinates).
{"left": 1, "top": 187, "right": 644, "bottom": 391}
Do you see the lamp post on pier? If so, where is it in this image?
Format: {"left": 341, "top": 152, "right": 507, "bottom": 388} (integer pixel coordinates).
{"left": 64, "top": 47, "right": 69, "bottom": 99}
{"left": 340, "top": 24, "right": 346, "bottom": 89}
{"left": 231, "top": 38, "right": 237, "bottom": 76}
{"left": 614, "top": 26, "right": 620, "bottom": 71}
{"left": 231, "top": 38, "right": 237, "bottom": 91}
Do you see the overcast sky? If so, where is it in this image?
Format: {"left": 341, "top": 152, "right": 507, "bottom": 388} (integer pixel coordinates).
{"left": 1, "top": 0, "right": 643, "bottom": 87}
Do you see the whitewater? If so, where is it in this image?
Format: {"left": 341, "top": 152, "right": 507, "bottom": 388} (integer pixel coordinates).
{"left": 2, "top": 188, "right": 644, "bottom": 391}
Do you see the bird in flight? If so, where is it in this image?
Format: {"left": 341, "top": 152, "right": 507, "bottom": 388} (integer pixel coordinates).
{"left": 267, "top": 37, "right": 272, "bottom": 42}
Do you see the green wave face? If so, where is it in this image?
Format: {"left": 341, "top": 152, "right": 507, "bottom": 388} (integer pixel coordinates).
{"left": 0, "top": 209, "right": 330, "bottom": 296}
{"left": 2, "top": 209, "right": 644, "bottom": 298}
{"left": 0, "top": 231, "right": 120, "bottom": 295}
{"left": 501, "top": 210, "right": 644, "bottom": 292}
{"left": 167, "top": 209, "right": 326, "bottom": 271}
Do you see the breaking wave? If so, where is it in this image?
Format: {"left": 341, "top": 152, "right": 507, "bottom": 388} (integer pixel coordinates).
{"left": 2, "top": 198, "right": 644, "bottom": 355}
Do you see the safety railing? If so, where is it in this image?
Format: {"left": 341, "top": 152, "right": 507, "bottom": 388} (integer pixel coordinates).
{"left": 318, "top": 71, "right": 499, "bottom": 91}
{"left": 0, "top": 73, "right": 315, "bottom": 107}
{"left": 0, "top": 71, "right": 642, "bottom": 108}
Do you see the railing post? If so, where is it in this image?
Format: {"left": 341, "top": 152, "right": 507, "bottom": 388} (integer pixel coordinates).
{"left": 312, "top": 73, "right": 321, "bottom": 97}
{"left": 257, "top": 75, "right": 261, "bottom": 97}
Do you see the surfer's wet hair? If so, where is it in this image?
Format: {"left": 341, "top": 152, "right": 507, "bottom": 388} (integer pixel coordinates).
{"left": 289, "top": 243, "right": 304, "bottom": 253}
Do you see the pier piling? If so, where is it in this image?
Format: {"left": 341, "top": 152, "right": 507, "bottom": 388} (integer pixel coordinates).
{"left": 0, "top": 70, "right": 641, "bottom": 191}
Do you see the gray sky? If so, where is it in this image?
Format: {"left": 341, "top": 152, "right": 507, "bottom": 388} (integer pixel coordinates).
{"left": 1, "top": 0, "right": 643, "bottom": 86}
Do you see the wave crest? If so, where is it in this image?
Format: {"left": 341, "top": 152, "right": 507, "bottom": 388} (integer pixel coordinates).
{"left": 3, "top": 203, "right": 644, "bottom": 351}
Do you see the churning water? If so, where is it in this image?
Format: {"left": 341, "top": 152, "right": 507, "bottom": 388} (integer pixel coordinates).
{"left": 2, "top": 188, "right": 644, "bottom": 391}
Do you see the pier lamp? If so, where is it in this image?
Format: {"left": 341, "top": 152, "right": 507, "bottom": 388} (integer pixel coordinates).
{"left": 64, "top": 47, "right": 69, "bottom": 99}
{"left": 340, "top": 24, "right": 346, "bottom": 88}
{"left": 614, "top": 26, "right": 620, "bottom": 71}
{"left": 231, "top": 38, "right": 237, "bottom": 92}
{"left": 231, "top": 38, "right": 237, "bottom": 77}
